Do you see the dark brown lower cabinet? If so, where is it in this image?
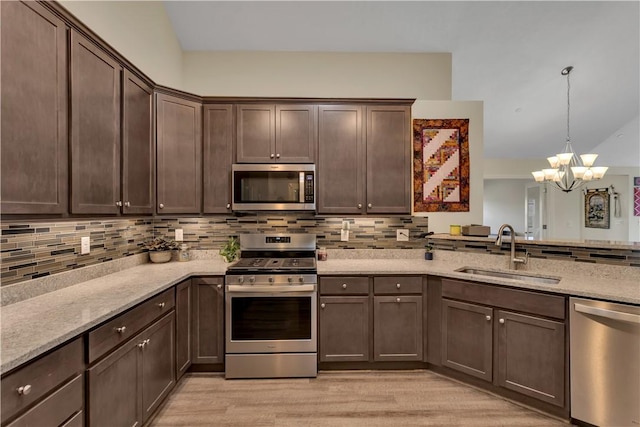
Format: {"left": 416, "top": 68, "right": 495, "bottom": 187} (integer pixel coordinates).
{"left": 319, "top": 296, "right": 370, "bottom": 362}
{"left": 88, "top": 312, "right": 175, "bottom": 426}
{"left": 373, "top": 295, "right": 423, "bottom": 362}
{"left": 191, "top": 277, "right": 225, "bottom": 365}
{"left": 175, "top": 280, "right": 192, "bottom": 379}
{"left": 496, "top": 310, "right": 565, "bottom": 407}
{"left": 441, "top": 299, "right": 493, "bottom": 381}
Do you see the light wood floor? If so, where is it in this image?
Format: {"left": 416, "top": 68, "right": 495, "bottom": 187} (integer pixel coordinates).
{"left": 150, "top": 370, "right": 570, "bottom": 426}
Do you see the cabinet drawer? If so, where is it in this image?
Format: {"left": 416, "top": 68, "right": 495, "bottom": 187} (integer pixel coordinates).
{"left": 88, "top": 288, "right": 175, "bottom": 363}
{"left": 320, "top": 277, "right": 369, "bottom": 295}
{"left": 6, "top": 374, "right": 83, "bottom": 427}
{"left": 441, "top": 279, "right": 565, "bottom": 320}
{"left": 374, "top": 276, "right": 422, "bottom": 295}
{"left": 1, "top": 338, "right": 83, "bottom": 424}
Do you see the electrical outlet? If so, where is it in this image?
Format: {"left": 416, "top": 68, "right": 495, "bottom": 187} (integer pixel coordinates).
{"left": 341, "top": 220, "right": 350, "bottom": 230}
{"left": 340, "top": 229, "right": 349, "bottom": 242}
{"left": 396, "top": 229, "right": 409, "bottom": 242}
{"left": 175, "top": 228, "right": 184, "bottom": 241}
{"left": 81, "top": 236, "right": 90, "bottom": 254}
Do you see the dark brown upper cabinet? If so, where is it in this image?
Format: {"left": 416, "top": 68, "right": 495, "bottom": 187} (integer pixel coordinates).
{"left": 122, "top": 70, "right": 154, "bottom": 215}
{"left": 70, "top": 30, "right": 122, "bottom": 214}
{"left": 236, "top": 104, "right": 316, "bottom": 163}
{"left": 1, "top": 1, "right": 68, "bottom": 214}
{"left": 365, "top": 105, "right": 411, "bottom": 214}
{"left": 203, "top": 104, "right": 234, "bottom": 213}
{"left": 317, "top": 105, "right": 365, "bottom": 214}
{"left": 156, "top": 93, "right": 202, "bottom": 214}
{"left": 317, "top": 104, "right": 411, "bottom": 215}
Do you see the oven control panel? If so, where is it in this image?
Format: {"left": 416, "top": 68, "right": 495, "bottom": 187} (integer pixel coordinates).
{"left": 226, "top": 274, "right": 317, "bottom": 286}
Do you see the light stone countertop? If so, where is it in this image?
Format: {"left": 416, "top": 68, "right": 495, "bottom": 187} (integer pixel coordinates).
{"left": 2, "top": 250, "right": 638, "bottom": 375}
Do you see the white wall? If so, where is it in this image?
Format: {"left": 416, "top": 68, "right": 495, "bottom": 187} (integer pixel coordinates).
{"left": 182, "top": 51, "right": 452, "bottom": 98}
{"left": 483, "top": 179, "right": 528, "bottom": 235}
{"left": 412, "top": 101, "right": 484, "bottom": 234}
{"left": 59, "top": 0, "right": 183, "bottom": 88}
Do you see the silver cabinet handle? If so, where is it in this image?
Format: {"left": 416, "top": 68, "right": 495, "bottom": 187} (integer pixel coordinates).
{"left": 321, "top": 303, "right": 326, "bottom": 309}
{"left": 138, "top": 342, "right": 145, "bottom": 349}
{"left": 368, "top": 203, "right": 372, "bottom": 209}
{"left": 396, "top": 297, "right": 401, "bottom": 303}
{"left": 357, "top": 204, "right": 362, "bottom": 209}
{"left": 124, "top": 201, "right": 131, "bottom": 207}
{"left": 217, "top": 284, "right": 222, "bottom": 290}
{"left": 270, "top": 154, "right": 275, "bottom": 159}
{"left": 159, "top": 203, "right": 164, "bottom": 209}
{"left": 486, "top": 315, "right": 491, "bottom": 321}
{"left": 157, "top": 302, "right": 166, "bottom": 309}
{"left": 499, "top": 318, "right": 505, "bottom": 324}
{"left": 226, "top": 203, "right": 231, "bottom": 209}
{"left": 17, "top": 385, "right": 32, "bottom": 396}
{"left": 342, "top": 283, "right": 347, "bottom": 289}
{"left": 116, "top": 201, "right": 123, "bottom": 207}
{"left": 396, "top": 283, "right": 401, "bottom": 289}
{"left": 144, "top": 339, "right": 150, "bottom": 345}
{"left": 276, "top": 153, "right": 280, "bottom": 159}
{"left": 116, "top": 326, "right": 126, "bottom": 334}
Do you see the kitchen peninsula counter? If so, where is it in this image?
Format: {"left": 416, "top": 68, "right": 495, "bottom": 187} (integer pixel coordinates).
{"left": 2, "top": 251, "right": 638, "bottom": 375}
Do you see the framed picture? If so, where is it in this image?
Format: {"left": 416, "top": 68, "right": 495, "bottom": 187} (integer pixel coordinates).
{"left": 413, "top": 119, "right": 470, "bottom": 212}
{"left": 584, "top": 189, "right": 610, "bottom": 229}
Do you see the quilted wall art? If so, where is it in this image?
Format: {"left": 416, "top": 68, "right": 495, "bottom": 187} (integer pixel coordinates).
{"left": 413, "top": 119, "right": 470, "bottom": 212}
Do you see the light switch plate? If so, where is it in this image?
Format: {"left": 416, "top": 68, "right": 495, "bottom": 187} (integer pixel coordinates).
{"left": 175, "top": 229, "right": 184, "bottom": 241}
{"left": 340, "top": 229, "right": 349, "bottom": 242}
{"left": 397, "top": 229, "right": 409, "bottom": 241}
{"left": 81, "top": 236, "right": 90, "bottom": 254}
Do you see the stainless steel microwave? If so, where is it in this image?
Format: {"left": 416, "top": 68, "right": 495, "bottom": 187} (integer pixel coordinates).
{"left": 231, "top": 164, "right": 316, "bottom": 211}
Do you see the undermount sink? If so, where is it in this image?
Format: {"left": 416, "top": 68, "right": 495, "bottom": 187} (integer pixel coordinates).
{"left": 455, "top": 267, "right": 561, "bottom": 285}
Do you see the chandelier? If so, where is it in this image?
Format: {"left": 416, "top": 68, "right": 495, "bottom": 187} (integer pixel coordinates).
{"left": 531, "top": 66, "right": 607, "bottom": 192}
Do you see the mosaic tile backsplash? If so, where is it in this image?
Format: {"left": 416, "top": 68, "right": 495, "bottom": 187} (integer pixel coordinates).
{"left": 1, "top": 219, "right": 152, "bottom": 286}
{"left": 1, "top": 215, "right": 429, "bottom": 286}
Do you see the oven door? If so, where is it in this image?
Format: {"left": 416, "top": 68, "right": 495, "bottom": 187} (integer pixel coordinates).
{"left": 225, "top": 284, "right": 317, "bottom": 354}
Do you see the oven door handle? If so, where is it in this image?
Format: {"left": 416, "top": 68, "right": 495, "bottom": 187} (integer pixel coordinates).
{"left": 227, "top": 284, "right": 316, "bottom": 293}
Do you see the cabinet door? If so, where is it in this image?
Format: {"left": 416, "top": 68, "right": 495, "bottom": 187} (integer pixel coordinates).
{"left": 203, "top": 104, "right": 233, "bottom": 213}
{"left": 70, "top": 30, "right": 121, "bottom": 214}
{"left": 175, "top": 280, "right": 192, "bottom": 379}
{"left": 88, "top": 337, "right": 142, "bottom": 427}
{"left": 141, "top": 313, "right": 175, "bottom": 423}
{"left": 122, "top": 70, "right": 153, "bottom": 214}
{"left": 236, "top": 104, "right": 275, "bottom": 163}
{"left": 156, "top": 93, "right": 202, "bottom": 214}
{"left": 441, "top": 299, "right": 493, "bottom": 381}
{"left": 191, "top": 277, "right": 225, "bottom": 365}
{"left": 1, "top": 1, "right": 68, "bottom": 214}
{"left": 275, "top": 104, "right": 316, "bottom": 163}
{"left": 317, "top": 105, "right": 365, "bottom": 214}
{"left": 319, "top": 296, "right": 370, "bottom": 362}
{"left": 373, "top": 295, "right": 423, "bottom": 361}
{"left": 365, "top": 105, "right": 411, "bottom": 214}
{"left": 496, "top": 310, "right": 565, "bottom": 407}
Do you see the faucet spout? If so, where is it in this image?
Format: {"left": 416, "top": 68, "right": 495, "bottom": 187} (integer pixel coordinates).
{"left": 496, "top": 224, "right": 527, "bottom": 270}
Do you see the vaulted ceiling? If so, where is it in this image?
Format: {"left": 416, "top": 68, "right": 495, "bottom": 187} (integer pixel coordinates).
{"left": 163, "top": 1, "right": 639, "bottom": 160}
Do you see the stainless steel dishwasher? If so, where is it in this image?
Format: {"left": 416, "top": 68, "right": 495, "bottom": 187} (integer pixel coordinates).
{"left": 570, "top": 297, "right": 640, "bottom": 426}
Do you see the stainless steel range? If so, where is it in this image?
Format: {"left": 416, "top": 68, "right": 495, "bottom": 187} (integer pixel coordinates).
{"left": 225, "top": 234, "right": 317, "bottom": 379}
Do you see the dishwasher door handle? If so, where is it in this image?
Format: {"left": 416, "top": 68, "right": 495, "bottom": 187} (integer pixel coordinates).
{"left": 574, "top": 303, "right": 640, "bottom": 324}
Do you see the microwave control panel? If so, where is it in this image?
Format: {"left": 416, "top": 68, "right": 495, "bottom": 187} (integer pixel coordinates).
{"left": 304, "top": 173, "right": 314, "bottom": 202}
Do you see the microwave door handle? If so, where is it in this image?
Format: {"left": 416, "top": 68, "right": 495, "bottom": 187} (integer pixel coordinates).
{"left": 299, "top": 172, "right": 305, "bottom": 203}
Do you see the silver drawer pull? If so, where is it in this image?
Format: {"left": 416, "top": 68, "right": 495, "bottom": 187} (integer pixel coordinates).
{"left": 321, "top": 303, "right": 326, "bottom": 309}
{"left": 158, "top": 302, "right": 166, "bottom": 309}
{"left": 396, "top": 297, "right": 401, "bottom": 303}
{"left": 368, "top": 203, "right": 372, "bottom": 209}
{"left": 116, "top": 201, "right": 123, "bottom": 207}
{"left": 17, "top": 385, "right": 32, "bottom": 396}
{"left": 138, "top": 342, "right": 145, "bottom": 349}
{"left": 144, "top": 339, "right": 150, "bottom": 345}
{"left": 486, "top": 315, "right": 491, "bottom": 321}
{"left": 357, "top": 204, "right": 362, "bottom": 209}
{"left": 396, "top": 283, "right": 401, "bottom": 289}
{"left": 124, "top": 201, "right": 131, "bottom": 207}
{"left": 116, "top": 326, "right": 126, "bottom": 334}
{"left": 159, "top": 203, "right": 164, "bottom": 209}
{"left": 226, "top": 203, "right": 231, "bottom": 209}
{"left": 499, "top": 318, "right": 505, "bottom": 324}
{"left": 342, "top": 284, "right": 347, "bottom": 289}
{"left": 217, "top": 284, "right": 222, "bottom": 289}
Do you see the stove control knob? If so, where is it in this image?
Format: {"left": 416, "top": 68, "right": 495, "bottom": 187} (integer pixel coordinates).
{"left": 249, "top": 276, "right": 255, "bottom": 284}
{"left": 287, "top": 276, "right": 293, "bottom": 283}
{"left": 268, "top": 277, "right": 274, "bottom": 283}
{"left": 236, "top": 277, "right": 244, "bottom": 284}
{"left": 298, "top": 277, "right": 304, "bottom": 283}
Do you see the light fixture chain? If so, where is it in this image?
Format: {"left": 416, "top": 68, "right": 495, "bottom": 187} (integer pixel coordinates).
{"left": 566, "top": 70, "right": 571, "bottom": 143}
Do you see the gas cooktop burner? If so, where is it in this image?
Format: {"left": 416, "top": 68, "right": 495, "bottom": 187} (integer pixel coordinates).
{"left": 227, "top": 257, "right": 316, "bottom": 272}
